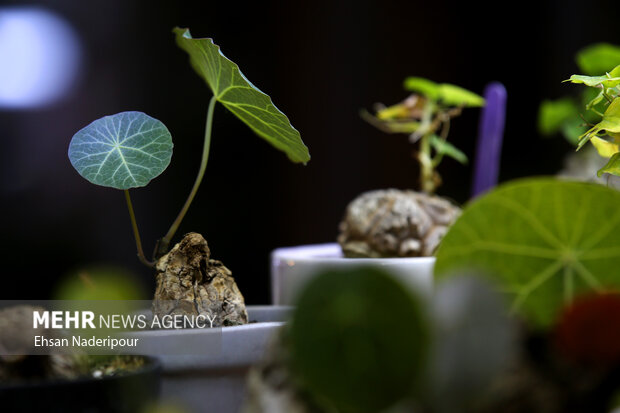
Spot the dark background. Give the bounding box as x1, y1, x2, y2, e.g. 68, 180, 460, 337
1, 0, 619, 303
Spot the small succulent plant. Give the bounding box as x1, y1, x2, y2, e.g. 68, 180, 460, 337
361, 77, 484, 193
565, 64, 620, 178
539, 43, 620, 146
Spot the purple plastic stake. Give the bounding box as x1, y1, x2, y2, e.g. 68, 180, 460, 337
471, 82, 507, 198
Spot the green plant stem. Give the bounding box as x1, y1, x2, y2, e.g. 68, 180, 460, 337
124, 190, 154, 268
418, 102, 437, 194
158, 95, 217, 256
419, 134, 435, 193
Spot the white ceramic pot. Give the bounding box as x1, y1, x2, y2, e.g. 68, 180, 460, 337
130, 305, 291, 413
270, 243, 435, 305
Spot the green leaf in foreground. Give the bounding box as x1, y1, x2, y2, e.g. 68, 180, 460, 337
68, 111, 173, 190
173, 27, 310, 164
434, 178, 620, 327
289, 268, 428, 413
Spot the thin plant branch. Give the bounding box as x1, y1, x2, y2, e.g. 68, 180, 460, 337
124, 190, 154, 268
157, 95, 218, 257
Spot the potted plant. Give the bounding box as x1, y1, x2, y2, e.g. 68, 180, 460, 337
561, 60, 620, 181
0, 304, 162, 412
245, 176, 620, 413
270, 78, 504, 304
244, 52, 620, 413
63, 27, 307, 412
538, 43, 620, 186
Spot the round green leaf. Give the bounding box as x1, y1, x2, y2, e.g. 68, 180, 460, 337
435, 178, 620, 327
68, 111, 173, 189
289, 267, 428, 413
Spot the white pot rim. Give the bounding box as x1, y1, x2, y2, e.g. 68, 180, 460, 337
123, 305, 290, 371
272, 242, 436, 264
271, 243, 436, 305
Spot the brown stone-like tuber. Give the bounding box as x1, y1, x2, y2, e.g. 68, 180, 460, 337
153, 232, 248, 327
338, 189, 461, 258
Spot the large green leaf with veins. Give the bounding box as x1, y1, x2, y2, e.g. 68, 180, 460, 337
173, 27, 310, 164
435, 178, 620, 327
68, 111, 173, 189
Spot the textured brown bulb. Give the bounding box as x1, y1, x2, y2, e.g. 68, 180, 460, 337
338, 189, 461, 258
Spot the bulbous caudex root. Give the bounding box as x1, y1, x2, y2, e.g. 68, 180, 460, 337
152, 232, 248, 327
338, 189, 461, 258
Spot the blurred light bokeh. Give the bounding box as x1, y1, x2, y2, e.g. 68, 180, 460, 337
0, 7, 80, 108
